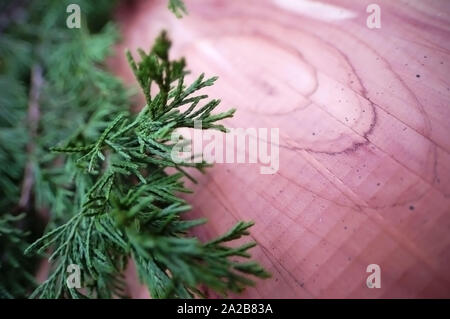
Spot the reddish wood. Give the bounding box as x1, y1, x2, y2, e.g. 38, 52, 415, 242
111, 0, 450, 298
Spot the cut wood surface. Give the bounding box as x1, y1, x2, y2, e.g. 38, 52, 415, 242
111, 0, 450, 298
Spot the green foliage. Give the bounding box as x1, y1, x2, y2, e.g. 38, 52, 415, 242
0, 76, 27, 209
0, 214, 35, 298
168, 0, 188, 18
25, 31, 269, 299
0, 0, 129, 298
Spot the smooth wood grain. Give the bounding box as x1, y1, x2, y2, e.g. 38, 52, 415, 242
111, 0, 450, 298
